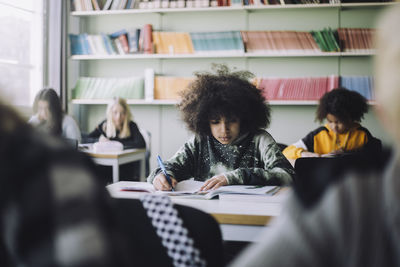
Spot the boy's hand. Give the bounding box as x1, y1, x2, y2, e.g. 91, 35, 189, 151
321, 148, 345, 157
200, 175, 228, 191
153, 174, 177, 191
301, 151, 320, 158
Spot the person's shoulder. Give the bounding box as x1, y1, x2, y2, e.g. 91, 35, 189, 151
252, 129, 272, 138
62, 114, 78, 124
128, 120, 137, 127
252, 130, 277, 148
355, 124, 373, 136
309, 126, 329, 136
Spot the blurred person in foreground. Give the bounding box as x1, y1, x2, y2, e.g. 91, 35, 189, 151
231, 5, 400, 267
0, 100, 124, 266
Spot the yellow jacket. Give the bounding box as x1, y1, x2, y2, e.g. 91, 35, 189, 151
283, 124, 373, 159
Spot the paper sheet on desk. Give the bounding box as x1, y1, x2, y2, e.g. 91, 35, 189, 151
119, 180, 203, 194
119, 180, 280, 200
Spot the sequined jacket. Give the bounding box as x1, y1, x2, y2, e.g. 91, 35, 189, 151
147, 130, 294, 185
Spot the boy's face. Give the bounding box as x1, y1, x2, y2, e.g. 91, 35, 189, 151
326, 113, 351, 134
209, 116, 240, 145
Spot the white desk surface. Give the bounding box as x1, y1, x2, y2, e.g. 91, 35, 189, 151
80, 146, 146, 158
107, 181, 289, 242
80, 146, 146, 182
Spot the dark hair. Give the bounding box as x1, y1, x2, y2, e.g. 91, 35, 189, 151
178, 64, 271, 136
33, 88, 63, 135
316, 87, 368, 123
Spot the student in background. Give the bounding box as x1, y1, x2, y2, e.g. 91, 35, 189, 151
230, 5, 400, 267
148, 64, 294, 191
86, 97, 145, 182
0, 99, 122, 266
283, 87, 380, 163
29, 88, 81, 143
87, 97, 145, 149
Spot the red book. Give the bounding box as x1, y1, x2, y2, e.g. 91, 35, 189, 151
142, 24, 154, 54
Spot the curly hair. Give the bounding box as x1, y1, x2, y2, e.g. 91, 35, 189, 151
178, 64, 271, 136
316, 87, 368, 123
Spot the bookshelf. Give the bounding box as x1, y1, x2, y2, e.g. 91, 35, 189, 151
67, 1, 393, 169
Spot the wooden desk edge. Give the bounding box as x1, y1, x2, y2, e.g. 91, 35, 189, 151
211, 213, 273, 226
86, 148, 146, 158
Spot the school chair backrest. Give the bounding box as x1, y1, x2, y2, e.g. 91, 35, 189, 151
138, 127, 151, 176
293, 149, 391, 208
63, 138, 78, 149
112, 198, 224, 267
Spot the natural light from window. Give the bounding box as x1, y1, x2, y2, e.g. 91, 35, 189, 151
0, 0, 44, 107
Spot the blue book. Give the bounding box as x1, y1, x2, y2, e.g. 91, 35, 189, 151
81, 33, 92, 55
69, 34, 83, 55
101, 33, 116, 54
109, 29, 128, 39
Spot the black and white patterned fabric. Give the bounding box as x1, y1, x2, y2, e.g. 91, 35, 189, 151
140, 194, 206, 267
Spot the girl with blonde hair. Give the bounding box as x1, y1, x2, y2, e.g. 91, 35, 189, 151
88, 97, 145, 149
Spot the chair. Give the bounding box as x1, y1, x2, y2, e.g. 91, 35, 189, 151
63, 138, 78, 149
293, 148, 392, 208
111, 198, 224, 267
138, 127, 151, 177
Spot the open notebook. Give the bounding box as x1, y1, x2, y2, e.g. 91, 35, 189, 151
120, 180, 280, 200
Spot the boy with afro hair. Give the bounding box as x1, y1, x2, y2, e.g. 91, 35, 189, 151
148, 64, 294, 191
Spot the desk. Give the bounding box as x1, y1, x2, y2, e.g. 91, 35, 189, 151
82, 148, 146, 183
107, 181, 288, 242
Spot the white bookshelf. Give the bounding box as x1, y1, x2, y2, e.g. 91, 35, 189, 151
67, 1, 389, 162
70, 2, 394, 16
70, 51, 376, 60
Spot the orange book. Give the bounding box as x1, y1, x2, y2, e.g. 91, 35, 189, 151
154, 77, 194, 99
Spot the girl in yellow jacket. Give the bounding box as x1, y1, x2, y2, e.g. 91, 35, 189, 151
283, 88, 380, 161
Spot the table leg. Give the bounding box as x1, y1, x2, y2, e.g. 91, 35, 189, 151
112, 162, 119, 183
140, 159, 146, 181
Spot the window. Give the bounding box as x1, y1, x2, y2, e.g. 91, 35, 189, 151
0, 0, 44, 107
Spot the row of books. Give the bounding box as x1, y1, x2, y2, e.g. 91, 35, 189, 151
72, 76, 194, 100
69, 28, 375, 55
257, 75, 374, 100
337, 28, 375, 52
69, 25, 153, 55
72, 75, 373, 101
71, 0, 393, 11
73, 77, 145, 99
72, 0, 135, 11
340, 76, 374, 100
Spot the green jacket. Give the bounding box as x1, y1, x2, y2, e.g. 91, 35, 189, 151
147, 130, 294, 185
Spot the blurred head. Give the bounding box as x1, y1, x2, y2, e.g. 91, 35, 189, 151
316, 87, 368, 133
375, 5, 400, 149
178, 64, 271, 139
105, 98, 132, 138
32, 88, 63, 135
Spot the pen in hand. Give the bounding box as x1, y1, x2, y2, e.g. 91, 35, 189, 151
157, 155, 174, 191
